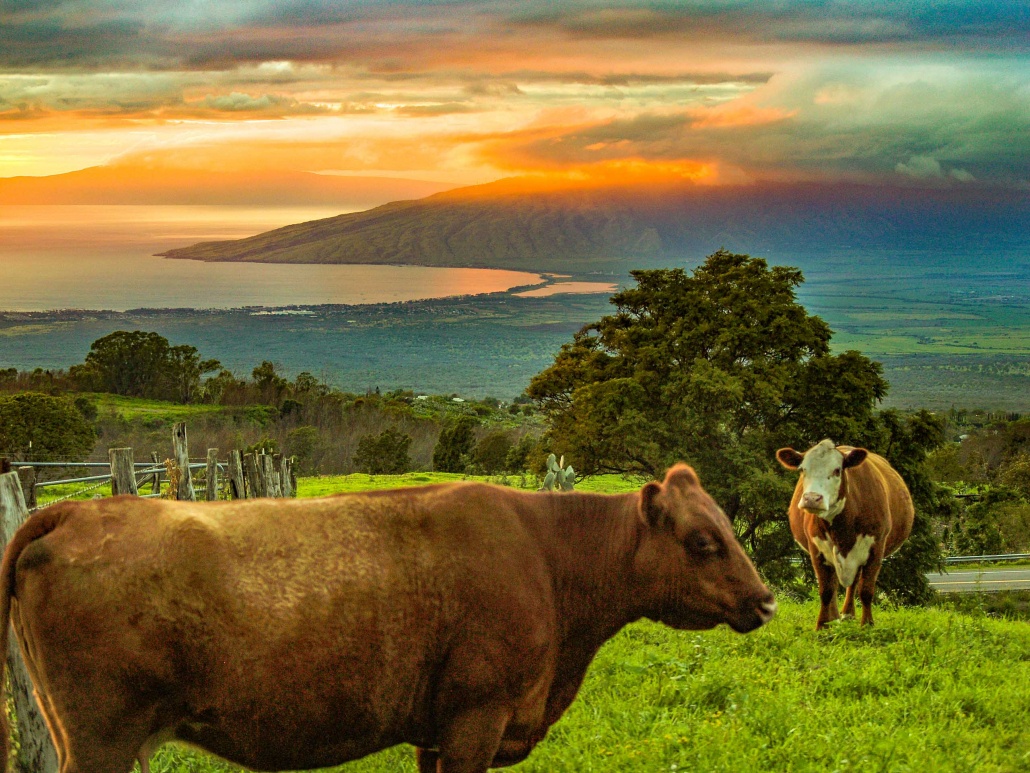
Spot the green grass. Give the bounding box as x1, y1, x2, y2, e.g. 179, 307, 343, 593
134, 473, 1030, 772
85, 392, 227, 422
142, 601, 1030, 773
296, 472, 644, 498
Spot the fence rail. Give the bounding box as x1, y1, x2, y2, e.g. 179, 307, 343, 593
2, 421, 295, 511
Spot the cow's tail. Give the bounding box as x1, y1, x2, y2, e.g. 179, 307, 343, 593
0, 505, 68, 773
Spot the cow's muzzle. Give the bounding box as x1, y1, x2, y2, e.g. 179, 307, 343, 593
729, 591, 777, 633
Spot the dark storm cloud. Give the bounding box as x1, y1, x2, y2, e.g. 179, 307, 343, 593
514, 1, 1030, 48
1, 1, 1026, 71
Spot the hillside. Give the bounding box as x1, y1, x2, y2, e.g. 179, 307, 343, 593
158, 178, 1030, 273
0, 165, 454, 207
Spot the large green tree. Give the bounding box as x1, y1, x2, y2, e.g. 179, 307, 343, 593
0, 393, 96, 461
71, 331, 219, 403
527, 250, 931, 590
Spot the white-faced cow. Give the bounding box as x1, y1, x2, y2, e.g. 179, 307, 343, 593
776, 439, 914, 630
0, 464, 775, 773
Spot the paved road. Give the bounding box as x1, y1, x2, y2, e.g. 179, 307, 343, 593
927, 567, 1030, 593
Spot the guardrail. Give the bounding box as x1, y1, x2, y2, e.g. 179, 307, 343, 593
944, 553, 1030, 564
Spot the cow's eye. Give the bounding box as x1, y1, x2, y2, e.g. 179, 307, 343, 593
689, 534, 721, 557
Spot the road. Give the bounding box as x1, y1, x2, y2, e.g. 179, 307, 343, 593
927, 567, 1030, 593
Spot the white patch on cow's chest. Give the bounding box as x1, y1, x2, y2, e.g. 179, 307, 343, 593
811, 534, 876, 588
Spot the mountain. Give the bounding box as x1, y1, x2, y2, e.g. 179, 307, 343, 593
0, 166, 454, 207
157, 178, 1030, 272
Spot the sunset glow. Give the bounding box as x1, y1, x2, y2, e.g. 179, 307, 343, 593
1, 2, 1027, 193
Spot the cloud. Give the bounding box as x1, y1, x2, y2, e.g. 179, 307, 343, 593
512, 1, 1030, 49
194, 91, 330, 115
2, 1, 1026, 72
467, 58, 1030, 188
896, 155, 943, 179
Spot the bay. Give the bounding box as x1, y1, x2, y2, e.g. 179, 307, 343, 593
0, 205, 545, 311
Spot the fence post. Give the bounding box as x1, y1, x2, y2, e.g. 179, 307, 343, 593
0, 473, 60, 773
227, 450, 247, 499
16, 465, 37, 510
263, 454, 282, 498
244, 453, 265, 498
150, 452, 163, 495
172, 423, 196, 501
205, 449, 220, 502
279, 456, 295, 498
109, 448, 139, 497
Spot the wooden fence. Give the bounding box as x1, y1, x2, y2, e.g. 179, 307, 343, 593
0, 422, 296, 772
5, 422, 296, 513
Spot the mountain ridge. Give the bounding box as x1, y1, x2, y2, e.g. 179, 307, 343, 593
0, 166, 455, 207
157, 178, 1030, 273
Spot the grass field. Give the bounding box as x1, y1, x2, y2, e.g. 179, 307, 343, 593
117, 474, 1030, 772
143, 601, 1030, 773
85, 393, 228, 422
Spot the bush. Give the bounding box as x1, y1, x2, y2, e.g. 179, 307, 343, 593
433, 416, 478, 473
473, 431, 514, 475
353, 428, 412, 475
504, 434, 539, 473
0, 392, 96, 461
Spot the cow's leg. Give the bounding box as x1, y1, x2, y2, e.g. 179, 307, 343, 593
841, 568, 861, 619
857, 557, 883, 626
811, 552, 840, 630
435, 704, 511, 773
416, 748, 440, 772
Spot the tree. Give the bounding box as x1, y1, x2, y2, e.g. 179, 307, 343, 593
353, 429, 412, 474
527, 250, 902, 589
433, 416, 478, 473
252, 361, 289, 404
71, 331, 219, 403
73, 330, 173, 397
472, 431, 514, 474
0, 393, 96, 461
165, 344, 221, 404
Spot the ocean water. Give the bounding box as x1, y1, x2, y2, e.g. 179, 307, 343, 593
0, 205, 545, 311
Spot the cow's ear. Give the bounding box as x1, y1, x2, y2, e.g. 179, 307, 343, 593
639, 481, 665, 528
664, 463, 700, 491
842, 448, 868, 469
776, 448, 804, 469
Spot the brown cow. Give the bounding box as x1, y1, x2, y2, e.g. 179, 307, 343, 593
0, 464, 775, 773
777, 439, 914, 629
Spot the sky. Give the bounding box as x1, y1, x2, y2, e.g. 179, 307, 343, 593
1, 0, 1028, 190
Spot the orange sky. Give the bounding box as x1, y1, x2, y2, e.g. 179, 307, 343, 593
1, 2, 1027, 192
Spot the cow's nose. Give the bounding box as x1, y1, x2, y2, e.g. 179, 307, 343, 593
800, 492, 824, 510
757, 599, 778, 624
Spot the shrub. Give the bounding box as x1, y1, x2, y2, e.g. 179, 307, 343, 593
0, 392, 96, 461
353, 428, 412, 475
433, 416, 478, 473
473, 431, 514, 475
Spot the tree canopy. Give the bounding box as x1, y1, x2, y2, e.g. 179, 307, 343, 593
528, 250, 943, 594
71, 331, 220, 403
0, 392, 96, 461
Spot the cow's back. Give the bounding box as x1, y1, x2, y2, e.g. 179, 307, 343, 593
12, 487, 557, 770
